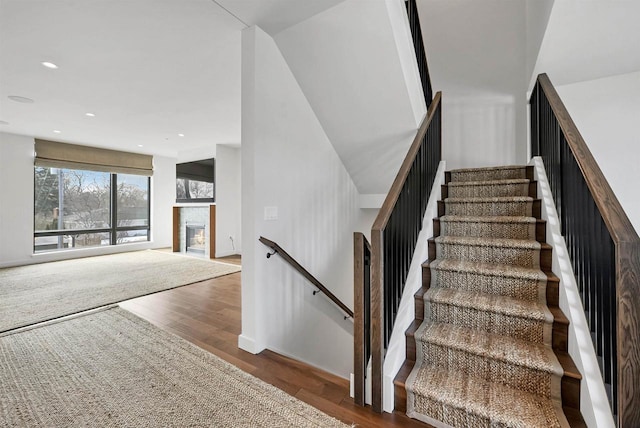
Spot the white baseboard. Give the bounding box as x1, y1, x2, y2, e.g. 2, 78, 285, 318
215, 250, 242, 258
238, 334, 263, 354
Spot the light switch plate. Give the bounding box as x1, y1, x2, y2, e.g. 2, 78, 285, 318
264, 206, 278, 221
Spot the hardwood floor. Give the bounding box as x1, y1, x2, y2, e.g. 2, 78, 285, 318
119, 255, 428, 428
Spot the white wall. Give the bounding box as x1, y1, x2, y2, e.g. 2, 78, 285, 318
0, 133, 36, 266
0, 132, 175, 268
215, 144, 241, 257
441, 96, 520, 170
525, 0, 554, 86
150, 155, 176, 248
531, 1, 640, 89
240, 25, 364, 378
554, 71, 640, 236
273, 0, 424, 194
418, 0, 528, 168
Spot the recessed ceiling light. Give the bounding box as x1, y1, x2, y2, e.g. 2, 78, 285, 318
53, 130, 61, 134
137, 144, 143, 147
8, 95, 34, 103
0, 120, 8, 125
85, 113, 95, 117
178, 133, 185, 137
41, 61, 58, 69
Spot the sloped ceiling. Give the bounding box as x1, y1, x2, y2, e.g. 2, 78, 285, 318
274, 0, 424, 194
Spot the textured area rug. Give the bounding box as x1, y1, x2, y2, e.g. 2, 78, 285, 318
0, 250, 240, 333
0, 307, 348, 427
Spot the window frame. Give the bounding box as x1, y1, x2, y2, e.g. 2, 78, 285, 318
33, 167, 151, 253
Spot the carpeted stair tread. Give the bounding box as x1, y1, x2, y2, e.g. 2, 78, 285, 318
428, 259, 547, 302
435, 235, 541, 268
444, 196, 533, 217
449, 165, 529, 183
406, 365, 569, 428
448, 178, 530, 187
446, 196, 533, 203
425, 288, 553, 344
415, 322, 562, 398
435, 235, 540, 249
438, 215, 537, 240
440, 215, 536, 225
425, 288, 553, 323
447, 179, 531, 198
430, 258, 546, 280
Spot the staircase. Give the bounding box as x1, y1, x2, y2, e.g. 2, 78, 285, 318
394, 165, 585, 427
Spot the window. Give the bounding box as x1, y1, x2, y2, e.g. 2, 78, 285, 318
176, 158, 215, 203
34, 167, 150, 253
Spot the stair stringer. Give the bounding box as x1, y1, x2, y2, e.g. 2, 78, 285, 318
531, 157, 615, 428
379, 160, 446, 413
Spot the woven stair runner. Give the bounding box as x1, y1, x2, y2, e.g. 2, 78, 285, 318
405, 165, 570, 428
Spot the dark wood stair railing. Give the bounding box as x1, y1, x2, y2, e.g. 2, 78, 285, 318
259, 236, 354, 319
530, 73, 640, 427
405, 0, 433, 107
353, 232, 372, 406
367, 92, 442, 412
352, 0, 438, 412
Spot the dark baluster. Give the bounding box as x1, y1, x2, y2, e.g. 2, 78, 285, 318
533, 82, 621, 418
406, 0, 432, 105
609, 244, 617, 412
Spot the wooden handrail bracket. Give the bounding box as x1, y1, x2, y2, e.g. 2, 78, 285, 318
259, 236, 354, 318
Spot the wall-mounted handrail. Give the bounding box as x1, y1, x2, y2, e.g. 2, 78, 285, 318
259, 236, 354, 319
530, 73, 640, 427
353, 232, 372, 406
369, 91, 442, 412
405, 0, 433, 107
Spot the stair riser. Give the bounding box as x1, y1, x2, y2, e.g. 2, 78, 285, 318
435, 241, 541, 269
431, 268, 545, 303
445, 166, 534, 184
398, 338, 579, 420
445, 200, 533, 217
448, 168, 529, 183
438, 199, 542, 218
408, 311, 569, 355
433, 218, 547, 242
428, 240, 552, 271
440, 220, 536, 240
425, 301, 550, 344
442, 182, 538, 199
423, 262, 560, 312
447, 183, 531, 199
417, 341, 559, 398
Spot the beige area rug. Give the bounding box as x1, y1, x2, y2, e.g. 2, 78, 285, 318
0, 250, 240, 333
0, 307, 348, 427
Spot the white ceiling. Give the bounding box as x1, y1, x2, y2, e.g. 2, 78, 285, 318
0, 0, 344, 159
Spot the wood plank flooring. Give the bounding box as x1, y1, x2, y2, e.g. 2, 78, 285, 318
119, 255, 428, 428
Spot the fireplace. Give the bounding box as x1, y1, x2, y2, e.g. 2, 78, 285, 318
186, 224, 206, 254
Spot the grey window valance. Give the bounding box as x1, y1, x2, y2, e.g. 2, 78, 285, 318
34, 139, 153, 176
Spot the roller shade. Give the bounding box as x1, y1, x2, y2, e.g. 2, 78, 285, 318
35, 139, 153, 176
